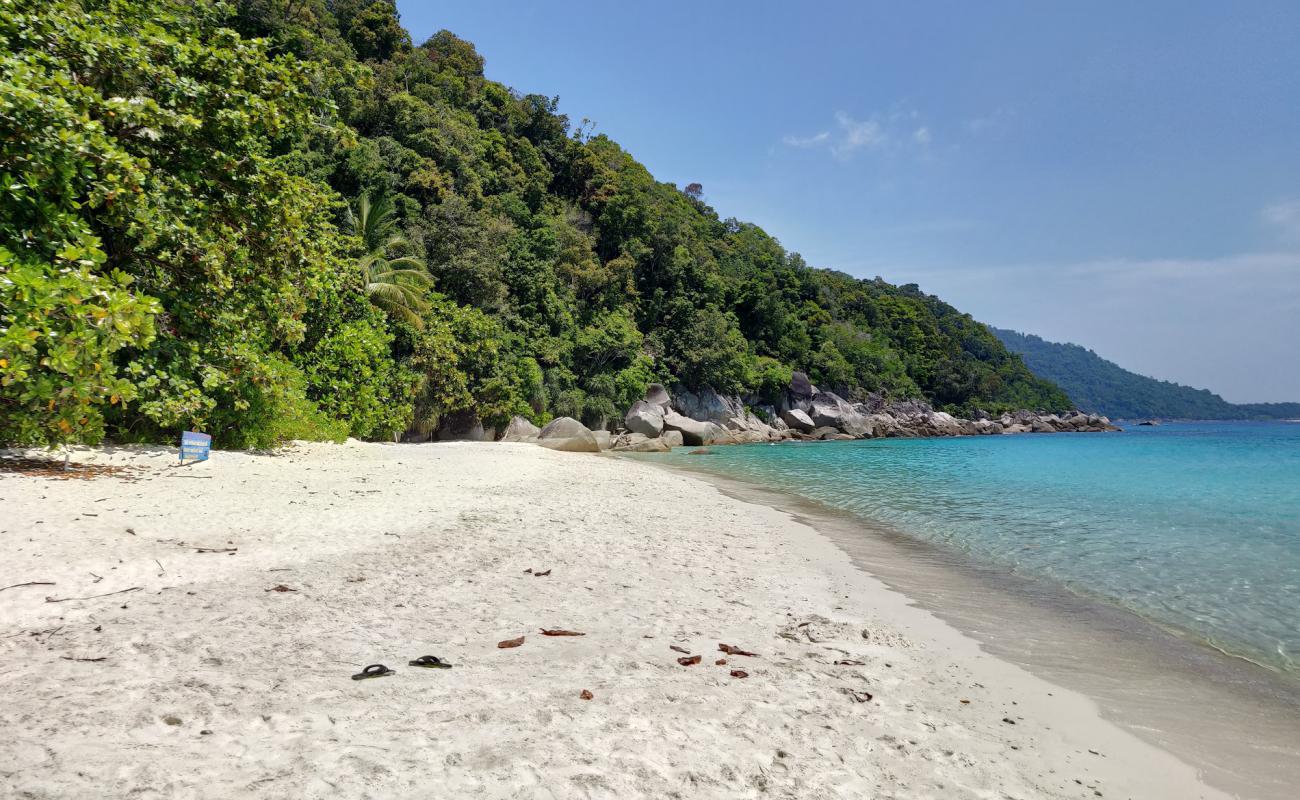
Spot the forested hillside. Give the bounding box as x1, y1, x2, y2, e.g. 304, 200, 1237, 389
992, 328, 1300, 420
1, 0, 1068, 448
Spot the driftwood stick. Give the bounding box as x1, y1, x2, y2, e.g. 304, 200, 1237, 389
45, 586, 141, 603
60, 656, 108, 662
0, 581, 55, 592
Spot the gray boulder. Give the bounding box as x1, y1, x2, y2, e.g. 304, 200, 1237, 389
592, 429, 613, 450
624, 400, 665, 437
500, 415, 541, 442
662, 411, 731, 446
789, 371, 815, 401
673, 387, 743, 425
780, 408, 816, 432
613, 434, 671, 453
537, 417, 600, 453
808, 392, 873, 437
661, 430, 684, 449
644, 383, 672, 412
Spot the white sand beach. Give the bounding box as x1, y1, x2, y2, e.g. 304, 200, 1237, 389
0, 441, 1228, 799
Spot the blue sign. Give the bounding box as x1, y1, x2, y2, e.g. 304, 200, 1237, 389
179, 431, 211, 464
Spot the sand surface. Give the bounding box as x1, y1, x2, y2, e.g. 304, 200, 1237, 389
0, 441, 1228, 799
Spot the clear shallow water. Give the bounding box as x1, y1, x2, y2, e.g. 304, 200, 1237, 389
653, 422, 1300, 673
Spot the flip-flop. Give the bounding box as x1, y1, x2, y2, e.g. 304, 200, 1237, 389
408, 655, 453, 669
351, 664, 395, 680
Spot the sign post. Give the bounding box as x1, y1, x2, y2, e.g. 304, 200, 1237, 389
179, 431, 212, 464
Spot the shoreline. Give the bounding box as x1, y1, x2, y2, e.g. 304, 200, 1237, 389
637, 449, 1300, 800
1, 441, 1238, 797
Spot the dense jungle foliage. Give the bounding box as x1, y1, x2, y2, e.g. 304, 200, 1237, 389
0, 0, 1069, 448
992, 328, 1300, 420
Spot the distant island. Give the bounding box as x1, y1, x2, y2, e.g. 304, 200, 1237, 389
991, 328, 1300, 420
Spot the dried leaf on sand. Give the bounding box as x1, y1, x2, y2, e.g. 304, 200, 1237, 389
718, 643, 757, 657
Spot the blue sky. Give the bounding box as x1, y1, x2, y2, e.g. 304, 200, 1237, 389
396, 1, 1300, 402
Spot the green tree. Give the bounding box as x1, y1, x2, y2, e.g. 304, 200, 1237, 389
0, 244, 158, 447
348, 192, 433, 328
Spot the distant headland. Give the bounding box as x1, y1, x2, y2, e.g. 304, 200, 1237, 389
991, 328, 1300, 421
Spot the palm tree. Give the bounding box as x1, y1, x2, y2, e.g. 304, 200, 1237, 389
347, 192, 433, 328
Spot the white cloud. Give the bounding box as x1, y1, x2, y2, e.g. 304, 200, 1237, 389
832, 111, 886, 155
782, 108, 929, 158
781, 131, 830, 148
1262, 199, 1300, 242
964, 108, 1016, 137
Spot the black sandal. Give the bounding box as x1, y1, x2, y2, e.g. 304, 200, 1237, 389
351, 664, 395, 680
408, 655, 453, 669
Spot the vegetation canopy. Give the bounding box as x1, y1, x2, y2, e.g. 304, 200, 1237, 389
1, 0, 1068, 447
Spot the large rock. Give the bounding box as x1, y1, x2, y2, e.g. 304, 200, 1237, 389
810, 426, 854, 440
789, 371, 815, 401
780, 408, 816, 432
624, 400, 664, 437
500, 415, 541, 442
612, 433, 671, 453
537, 417, 600, 453
673, 387, 744, 426
808, 392, 873, 437
661, 430, 684, 449
662, 411, 729, 446
592, 429, 613, 450
644, 383, 672, 412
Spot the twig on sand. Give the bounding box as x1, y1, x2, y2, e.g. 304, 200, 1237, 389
45, 587, 141, 603
154, 559, 165, 574
60, 656, 108, 663
0, 581, 54, 593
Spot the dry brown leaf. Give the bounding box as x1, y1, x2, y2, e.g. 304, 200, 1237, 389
540, 629, 585, 637
730, 670, 749, 679
718, 643, 757, 657
677, 655, 702, 666
497, 636, 525, 649
669, 645, 690, 654
580, 689, 594, 700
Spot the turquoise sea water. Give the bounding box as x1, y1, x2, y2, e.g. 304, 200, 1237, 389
652, 422, 1300, 673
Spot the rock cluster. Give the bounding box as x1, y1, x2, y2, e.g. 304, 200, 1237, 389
497, 373, 1118, 454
